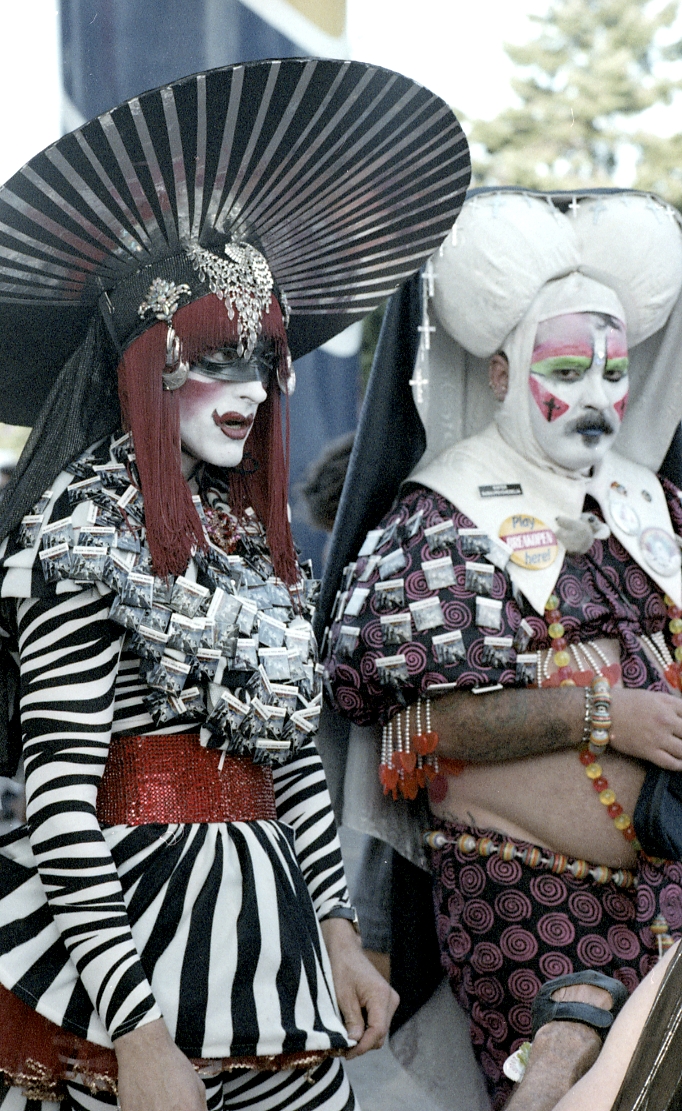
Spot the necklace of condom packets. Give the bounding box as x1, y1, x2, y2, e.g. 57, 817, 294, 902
21, 430, 323, 767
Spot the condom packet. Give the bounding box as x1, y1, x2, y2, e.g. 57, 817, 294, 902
39, 542, 71, 583
482, 635, 514, 668
358, 555, 381, 582
39, 518, 73, 550
67, 476, 102, 506
335, 625, 360, 659
193, 647, 222, 682
380, 612, 412, 646
19, 514, 44, 549
234, 638, 258, 670
258, 647, 291, 682
102, 550, 137, 593
146, 654, 191, 695
120, 570, 154, 611
169, 575, 210, 618
129, 624, 171, 660
425, 519, 457, 554
108, 595, 146, 630
378, 548, 408, 580
167, 613, 204, 654
432, 629, 466, 665
375, 653, 409, 688
465, 561, 495, 597
344, 586, 370, 618
400, 509, 424, 542
516, 653, 538, 686
476, 596, 503, 631
409, 596, 445, 632
257, 613, 287, 648
423, 555, 456, 591
370, 579, 402, 614
237, 599, 258, 636
69, 545, 108, 584
459, 528, 492, 557
513, 618, 535, 654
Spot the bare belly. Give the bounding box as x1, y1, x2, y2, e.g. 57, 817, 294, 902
430, 748, 646, 868
430, 636, 655, 869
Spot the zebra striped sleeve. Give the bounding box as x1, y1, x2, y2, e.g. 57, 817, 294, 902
272, 742, 351, 920
18, 590, 163, 1040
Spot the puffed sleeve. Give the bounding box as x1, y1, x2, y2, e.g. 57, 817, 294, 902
323, 484, 533, 725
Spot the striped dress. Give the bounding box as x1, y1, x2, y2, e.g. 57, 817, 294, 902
0, 474, 351, 1062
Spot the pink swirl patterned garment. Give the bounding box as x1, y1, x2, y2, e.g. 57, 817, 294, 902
324, 480, 682, 724
431, 821, 682, 1110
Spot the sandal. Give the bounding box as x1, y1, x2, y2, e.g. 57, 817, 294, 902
531, 970, 629, 1040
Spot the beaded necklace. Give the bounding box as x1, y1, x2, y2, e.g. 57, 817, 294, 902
640, 593, 682, 689
424, 830, 637, 889
542, 593, 639, 850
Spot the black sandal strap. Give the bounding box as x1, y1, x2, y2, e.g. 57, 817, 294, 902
531, 970, 629, 1039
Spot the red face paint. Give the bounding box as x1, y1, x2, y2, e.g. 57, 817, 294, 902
177, 377, 226, 420
614, 392, 629, 421
528, 375, 570, 422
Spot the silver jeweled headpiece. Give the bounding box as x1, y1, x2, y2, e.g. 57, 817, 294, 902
137, 241, 275, 390
185, 240, 275, 358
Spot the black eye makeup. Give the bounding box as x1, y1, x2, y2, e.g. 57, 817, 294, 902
194, 343, 275, 386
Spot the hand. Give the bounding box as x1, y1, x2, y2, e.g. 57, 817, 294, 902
115, 1018, 207, 1111
611, 688, 682, 770
321, 917, 399, 1059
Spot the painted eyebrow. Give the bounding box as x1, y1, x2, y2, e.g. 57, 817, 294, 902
530, 355, 592, 376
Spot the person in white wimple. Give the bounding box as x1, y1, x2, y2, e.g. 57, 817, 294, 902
322, 190, 682, 1109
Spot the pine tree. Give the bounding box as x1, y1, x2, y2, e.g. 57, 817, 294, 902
470, 0, 682, 207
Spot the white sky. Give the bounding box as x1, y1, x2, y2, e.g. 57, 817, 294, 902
346, 0, 551, 120
0, 0, 681, 182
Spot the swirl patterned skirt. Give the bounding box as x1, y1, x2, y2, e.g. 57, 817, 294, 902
430, 821, 682, 1111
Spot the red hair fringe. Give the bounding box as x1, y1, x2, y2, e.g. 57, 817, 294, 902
117, 293, 297, 583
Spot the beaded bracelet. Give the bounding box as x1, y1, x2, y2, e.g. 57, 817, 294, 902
578, 673, 640, 850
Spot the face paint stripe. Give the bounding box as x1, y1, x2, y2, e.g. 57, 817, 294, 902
529, 374, 570, 422
614, 392, 629, 421
606, 357, 629, 372
530, 355, 592, 378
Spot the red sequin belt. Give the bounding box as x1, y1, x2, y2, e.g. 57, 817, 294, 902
96, 733, 277, 825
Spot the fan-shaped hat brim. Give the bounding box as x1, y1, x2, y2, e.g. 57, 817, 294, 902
0, 58, 470, 425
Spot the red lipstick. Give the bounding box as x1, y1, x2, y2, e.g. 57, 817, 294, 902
212, 409, 255, 440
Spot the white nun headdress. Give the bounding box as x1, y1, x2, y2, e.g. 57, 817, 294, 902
416, 190, 682, 472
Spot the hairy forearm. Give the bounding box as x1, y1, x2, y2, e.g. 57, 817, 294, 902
429, 687, 585, 763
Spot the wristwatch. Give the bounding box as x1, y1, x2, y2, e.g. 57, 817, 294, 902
322, 905, 361, 934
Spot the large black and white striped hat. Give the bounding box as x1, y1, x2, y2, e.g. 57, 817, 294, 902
0, 58, 470, 425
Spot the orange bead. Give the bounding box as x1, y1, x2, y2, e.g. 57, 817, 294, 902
592, 776, 608, 792
607, 802, 623, 818
579, 749, 594, 766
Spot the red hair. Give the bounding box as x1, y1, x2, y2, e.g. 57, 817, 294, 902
117, 292, 297, 583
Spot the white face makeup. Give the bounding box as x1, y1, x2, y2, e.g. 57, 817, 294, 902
177, 367, 267, 471
527, 312, 629, 471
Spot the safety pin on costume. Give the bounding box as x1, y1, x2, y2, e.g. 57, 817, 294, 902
0, 60, 470, 1110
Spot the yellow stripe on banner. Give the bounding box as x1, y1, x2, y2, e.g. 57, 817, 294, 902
285, 0, 345, 38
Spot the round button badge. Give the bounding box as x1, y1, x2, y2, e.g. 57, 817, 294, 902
498, 515, 558, 570
607, 491, 641, 536
639, 528, 681, 578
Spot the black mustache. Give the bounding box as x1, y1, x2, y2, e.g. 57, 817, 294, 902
573, 413, 614, 436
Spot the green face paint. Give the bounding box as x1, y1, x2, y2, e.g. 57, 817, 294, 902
530, 355, 592, 378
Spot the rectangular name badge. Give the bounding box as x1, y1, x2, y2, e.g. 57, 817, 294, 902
479, 483, 523, 498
